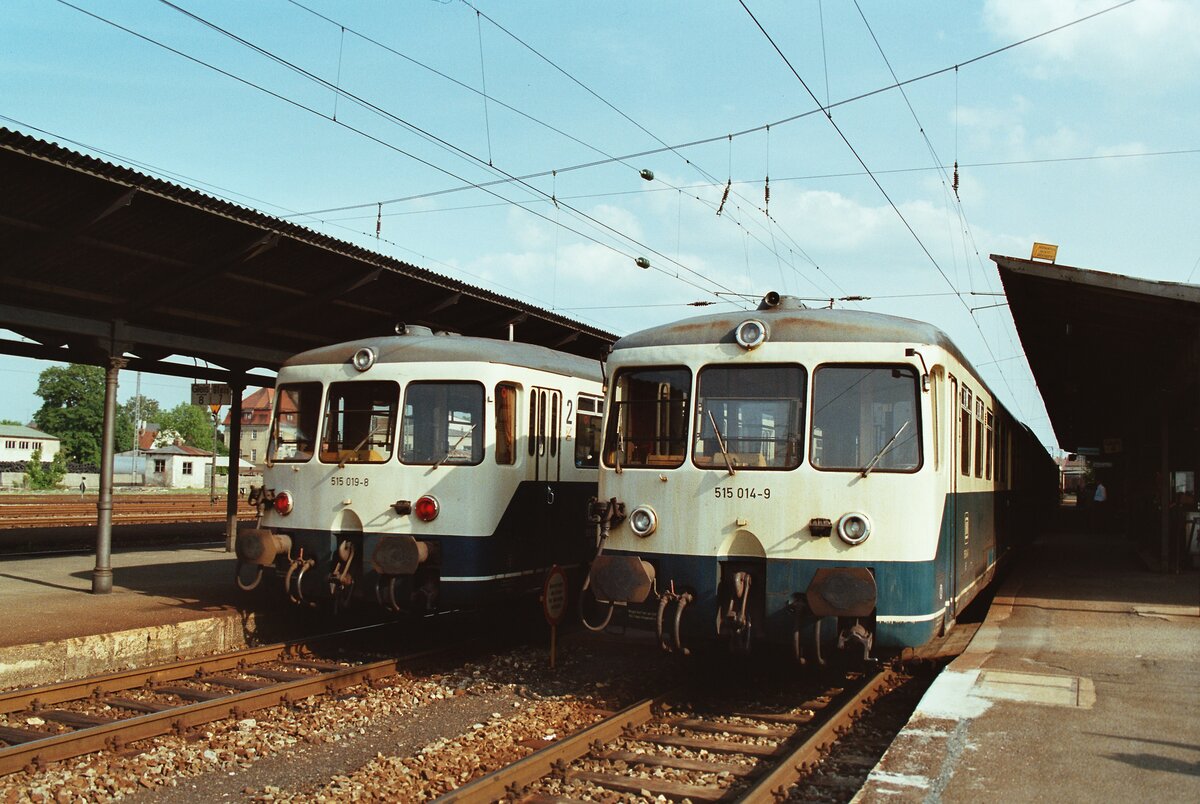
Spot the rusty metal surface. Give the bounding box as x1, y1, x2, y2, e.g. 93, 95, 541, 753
0, 627, 451, 776
738, 668, 895, 803
434, 696, 661, 803
0, 494, 255, 529
440, 668, 901, 803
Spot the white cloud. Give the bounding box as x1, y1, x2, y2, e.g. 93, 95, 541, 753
983, 0, 1200, 87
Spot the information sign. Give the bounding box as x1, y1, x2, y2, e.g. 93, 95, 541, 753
542, 565, 568, 626
1031, 242, 1059, 262
191, 383, 233, 407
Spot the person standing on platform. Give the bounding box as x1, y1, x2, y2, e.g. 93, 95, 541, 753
1092, 480, 1107, 531
79, 477, 86, 498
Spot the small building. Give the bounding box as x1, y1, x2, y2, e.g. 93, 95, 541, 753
0, 424, 61, 463
142, 443, 213, 489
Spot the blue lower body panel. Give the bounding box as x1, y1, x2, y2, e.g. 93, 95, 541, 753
250, 481, 594, 613
595, 550, 944, 651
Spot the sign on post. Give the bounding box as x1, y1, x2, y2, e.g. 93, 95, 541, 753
1031, 242, 1059, 263
191, 383, 233, 408
542, 565, 569, 669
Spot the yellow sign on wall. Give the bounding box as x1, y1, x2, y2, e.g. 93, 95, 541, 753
1031, 242, 1059, 262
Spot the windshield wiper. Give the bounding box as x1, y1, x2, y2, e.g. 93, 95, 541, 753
861, 420, 908, 477
338, 425, 390, 467
432, 424, 477, 469
707, 411, 736, 476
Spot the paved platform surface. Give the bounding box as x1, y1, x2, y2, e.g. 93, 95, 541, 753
859, 529, 1200, 802
0, 545, 320, 688
0, 545, 243, 648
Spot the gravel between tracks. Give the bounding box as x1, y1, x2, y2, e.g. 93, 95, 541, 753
3, 637, 933, 803
2, 634, 680, 803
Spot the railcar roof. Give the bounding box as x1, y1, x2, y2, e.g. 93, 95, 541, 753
615, 304, 961, 357
282, 331, 603, 381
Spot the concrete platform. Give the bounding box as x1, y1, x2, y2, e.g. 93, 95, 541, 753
0, 545, 316, 689
859, 529, 1200, 802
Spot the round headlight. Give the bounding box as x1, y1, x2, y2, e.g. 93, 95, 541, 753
352, 347, 376, 372
837, 512, 871, 545
628, 505, 658, 537
414, 495, 440, 522
273, 490, 293, 516
735, 319, 767, 349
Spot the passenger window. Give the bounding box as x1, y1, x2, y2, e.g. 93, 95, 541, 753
812, 365, 920, 472
495, 383, 517, 465
986, 411, 995, 481
693, 364, 805, 470
575, 394, 604, 468
527, 392, 537, 456
974, 399, 985, 478
550, 393, 559, 457
603, 367, 690, 469
400, 382, 484, 465
930, 369, 942, 471
320, 381, 399, 464
960, 386, 972, 477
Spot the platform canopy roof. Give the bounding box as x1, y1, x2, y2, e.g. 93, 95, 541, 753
0, 127, 616, 388
992, 253, 1200, 452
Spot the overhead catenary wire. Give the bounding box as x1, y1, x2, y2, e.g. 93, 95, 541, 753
148, 0, 756, 302
295, 0, 1140, 219
743, 0, 1047, 419
65, 0, 741, 306
850, 0, 1026, 417
289, 0, 843, 298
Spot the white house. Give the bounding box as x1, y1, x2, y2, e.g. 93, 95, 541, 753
142, 443, 213, 489
0, 424, 61, 463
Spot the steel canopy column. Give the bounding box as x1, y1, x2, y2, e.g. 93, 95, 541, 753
225, 383, 245, 552
93, 355, 127, 594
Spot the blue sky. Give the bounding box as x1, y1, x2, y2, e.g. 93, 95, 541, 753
1, 0, 1197, 452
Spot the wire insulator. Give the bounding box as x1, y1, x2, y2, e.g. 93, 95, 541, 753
375, 203, 381, 239
952, 161, 960, 201
717, 179, 731, 216
764, 175, 770, 214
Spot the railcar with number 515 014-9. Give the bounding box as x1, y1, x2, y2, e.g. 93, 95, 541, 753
582, 293, 1056, 662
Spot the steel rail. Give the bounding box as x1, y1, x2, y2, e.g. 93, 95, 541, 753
0, 625, 446, 776
738, 667, 896, 802
433, 694, 666, 803
436, 667, 897, 803
1, 657, 406, 774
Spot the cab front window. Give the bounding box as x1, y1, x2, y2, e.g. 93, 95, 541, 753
270, 382, 322, 462
694, 364, 805, 470
811, 365, 921, 472
320, 381, 399, 464
603, 367, 690, 469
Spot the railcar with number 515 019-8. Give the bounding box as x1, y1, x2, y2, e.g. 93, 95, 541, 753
239, 326, 604, 617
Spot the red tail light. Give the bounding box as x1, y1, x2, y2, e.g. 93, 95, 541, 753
273, 491, 293, 515
414, 495, 439, 522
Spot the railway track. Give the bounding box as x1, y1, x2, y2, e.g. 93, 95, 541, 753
0, 626, 433, 777
436, 667, 899, 803
0, 494, 256, 529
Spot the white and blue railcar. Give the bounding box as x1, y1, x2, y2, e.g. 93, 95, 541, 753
238, 326, 604, 615
584, 293, 1054, 660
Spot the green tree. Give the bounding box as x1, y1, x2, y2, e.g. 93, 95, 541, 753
0, 418, 23, 426
120, 395, 160, 448
25, 445, 67, 489
156, 403, 228, 455
32, 364, 134, 463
